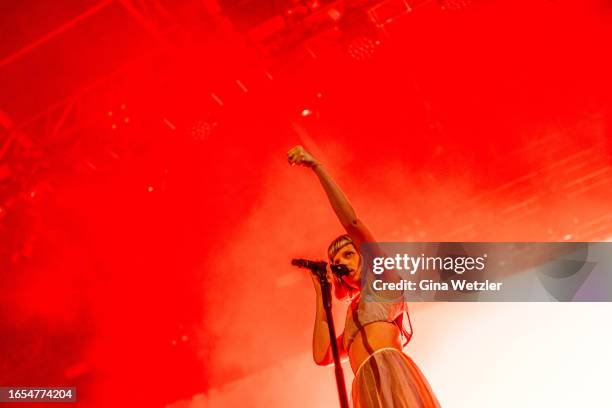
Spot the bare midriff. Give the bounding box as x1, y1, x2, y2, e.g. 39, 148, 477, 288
348, 321, 403, 373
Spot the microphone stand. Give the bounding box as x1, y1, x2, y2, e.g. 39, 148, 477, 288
312, 265, 350, 408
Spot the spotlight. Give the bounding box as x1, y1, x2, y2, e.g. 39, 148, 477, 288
106, 103, 130, 131
347, 36, 379, 61
191, 119, 217, 141
328, 8, 342, 22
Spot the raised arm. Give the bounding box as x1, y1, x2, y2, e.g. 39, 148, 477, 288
287, 145, 375, 251
288, 145, 401, 299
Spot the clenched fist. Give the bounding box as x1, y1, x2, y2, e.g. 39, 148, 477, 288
287, 145, 320, 168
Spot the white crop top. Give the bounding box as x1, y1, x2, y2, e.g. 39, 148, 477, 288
342, 293, 413, 351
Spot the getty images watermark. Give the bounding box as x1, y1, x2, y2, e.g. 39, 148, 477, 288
359, 242, 612, 302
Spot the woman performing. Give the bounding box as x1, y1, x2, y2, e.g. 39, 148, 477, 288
287, 145, 440, 407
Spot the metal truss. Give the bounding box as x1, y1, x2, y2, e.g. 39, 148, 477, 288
0, 0, 221, 214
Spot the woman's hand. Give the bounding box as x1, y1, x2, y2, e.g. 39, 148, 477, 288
287, 145, 320, 168
310, 264, 334, 297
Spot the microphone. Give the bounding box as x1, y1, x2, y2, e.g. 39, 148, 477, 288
291, 258, 350, 278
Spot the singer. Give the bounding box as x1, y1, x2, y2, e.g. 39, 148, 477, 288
288, 145, 440, 408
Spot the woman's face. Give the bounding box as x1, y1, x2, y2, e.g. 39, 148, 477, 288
332, 243, 361, 289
